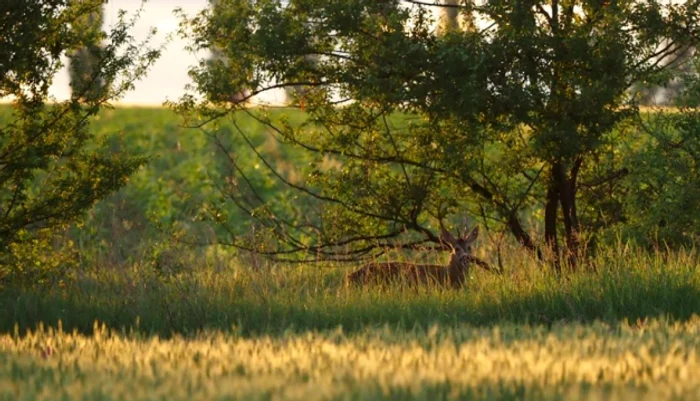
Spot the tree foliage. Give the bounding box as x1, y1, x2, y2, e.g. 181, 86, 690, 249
620, 64, 700, 247
176, 0, 700, 269
0, 0, 160, 283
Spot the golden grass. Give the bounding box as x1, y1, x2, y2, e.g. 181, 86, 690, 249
2, 318, 700, 401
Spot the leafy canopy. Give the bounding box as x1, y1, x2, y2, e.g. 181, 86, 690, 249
176, 0, 700, 265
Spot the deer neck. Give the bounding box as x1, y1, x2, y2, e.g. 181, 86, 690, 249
447, 252, 469, 273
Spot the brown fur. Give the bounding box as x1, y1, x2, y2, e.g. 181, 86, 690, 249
345, 261, 469, 289
345, 226, 479, 289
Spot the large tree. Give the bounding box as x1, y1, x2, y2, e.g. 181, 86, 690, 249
176, 0, 700, 270
0, 0, 159, 280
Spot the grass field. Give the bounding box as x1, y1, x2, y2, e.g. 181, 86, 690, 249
1, 105, 699, 400
2, 245, 699, 336
2, 245, 700, 400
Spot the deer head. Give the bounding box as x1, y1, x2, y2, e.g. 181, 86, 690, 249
440, 224, 479, 271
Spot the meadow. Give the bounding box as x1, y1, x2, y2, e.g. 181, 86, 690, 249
1, 105, 699, 400
2, 244, 700, 400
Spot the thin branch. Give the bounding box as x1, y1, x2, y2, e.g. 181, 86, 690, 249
535, 4, 553, 27
578, 168, 629, 189
401, 0, 466, 8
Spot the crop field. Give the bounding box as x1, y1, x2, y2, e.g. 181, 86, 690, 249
2, 319, 700, 401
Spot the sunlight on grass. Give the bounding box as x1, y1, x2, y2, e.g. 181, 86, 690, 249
2, 319, 700, 401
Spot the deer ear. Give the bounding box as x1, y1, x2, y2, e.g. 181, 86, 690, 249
463, 226, 479, 244
440, 227, 457, 246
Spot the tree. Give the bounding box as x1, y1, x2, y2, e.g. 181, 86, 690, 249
176, 0, 700, 270
68, 0, 107, 102
0, 0, 160, 282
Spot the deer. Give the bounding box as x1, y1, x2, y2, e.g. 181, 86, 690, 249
345, 222, 479, 289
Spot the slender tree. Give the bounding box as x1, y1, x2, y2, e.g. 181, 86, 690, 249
68, 0, 108, 102
437, 0, 475, 35
205, 0, 251, 104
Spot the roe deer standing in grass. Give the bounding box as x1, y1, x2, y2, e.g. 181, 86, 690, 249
345, 224, 479, 289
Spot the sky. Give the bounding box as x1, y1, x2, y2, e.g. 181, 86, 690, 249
49, 0, 206, 105
43, 0, 487, 106
44, 0, 682, 106
49, 0, 291, 106
48, 0, 446, 106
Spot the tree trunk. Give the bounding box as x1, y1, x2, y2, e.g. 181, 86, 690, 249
554, 161, 578, 269
551, 158, 585, 270
569, 158, 582, 230
544, 168, 561, 273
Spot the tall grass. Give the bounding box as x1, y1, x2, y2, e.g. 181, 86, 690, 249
2, 245, 699, 401
1, 243, 697, 337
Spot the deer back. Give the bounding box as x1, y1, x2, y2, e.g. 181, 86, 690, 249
345, 261, 462, 288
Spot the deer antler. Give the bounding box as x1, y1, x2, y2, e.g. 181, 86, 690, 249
437, 210, 456, 247
462, 216, 472, 238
